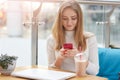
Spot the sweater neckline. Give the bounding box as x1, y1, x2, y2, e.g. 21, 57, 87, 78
65, 31, 74, 37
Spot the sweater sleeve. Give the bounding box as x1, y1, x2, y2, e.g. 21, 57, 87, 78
47, 35, 56, 67
86, 35, 99, 75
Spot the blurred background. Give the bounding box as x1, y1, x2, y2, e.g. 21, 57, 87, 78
0, 0, 120, 67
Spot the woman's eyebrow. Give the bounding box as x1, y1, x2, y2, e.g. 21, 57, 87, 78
71, 15, 77, 17
62, 16, 67, 18
62, 15, 77, 17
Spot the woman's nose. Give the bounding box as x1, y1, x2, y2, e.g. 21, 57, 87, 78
67, 20, 72, 25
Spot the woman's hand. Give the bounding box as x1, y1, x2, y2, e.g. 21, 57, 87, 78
65, 48, 79, 58
58, 48, 67, 60
59, 48, 79, 59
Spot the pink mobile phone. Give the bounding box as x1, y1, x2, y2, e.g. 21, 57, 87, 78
63, 43, 73, 49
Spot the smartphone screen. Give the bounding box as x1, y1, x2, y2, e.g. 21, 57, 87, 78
63, 43, 73, 49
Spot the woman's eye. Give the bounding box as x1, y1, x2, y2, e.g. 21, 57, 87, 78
62, 18, 68, 20
72, 18, 77, 20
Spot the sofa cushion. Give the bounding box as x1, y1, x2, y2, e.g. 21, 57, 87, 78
97, 48, 120, 80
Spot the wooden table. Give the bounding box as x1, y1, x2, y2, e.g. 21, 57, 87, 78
0, 66, 107, 80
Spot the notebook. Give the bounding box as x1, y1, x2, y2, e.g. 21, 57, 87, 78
11, 68, 76, 80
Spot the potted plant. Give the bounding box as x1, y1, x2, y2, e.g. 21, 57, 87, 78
0, 54, 18, 75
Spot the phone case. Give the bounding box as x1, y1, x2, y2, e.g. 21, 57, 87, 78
63, 43, 73, 49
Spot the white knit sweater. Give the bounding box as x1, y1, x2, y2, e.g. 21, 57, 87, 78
47, 31, 99, 75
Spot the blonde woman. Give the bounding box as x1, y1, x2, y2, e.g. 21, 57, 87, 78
47, 0, 99, 76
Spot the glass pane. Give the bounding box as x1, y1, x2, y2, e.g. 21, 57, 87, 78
37, 2, 60, 66
83, 4, 105, 47
110, 6, 120, 45
0, 1, 32, 67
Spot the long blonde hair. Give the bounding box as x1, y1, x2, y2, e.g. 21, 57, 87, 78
52, 0, 86, 51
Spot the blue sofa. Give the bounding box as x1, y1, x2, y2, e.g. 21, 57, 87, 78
97, 48, 120, 80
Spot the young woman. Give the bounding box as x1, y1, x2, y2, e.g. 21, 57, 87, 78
47, 0, 99, 76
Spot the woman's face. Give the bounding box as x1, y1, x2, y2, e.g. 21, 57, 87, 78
62, 7, 78, 31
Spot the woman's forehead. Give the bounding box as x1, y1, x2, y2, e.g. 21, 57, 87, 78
62, 8, 77, 16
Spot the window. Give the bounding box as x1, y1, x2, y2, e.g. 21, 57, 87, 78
0, 0, 120, 67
